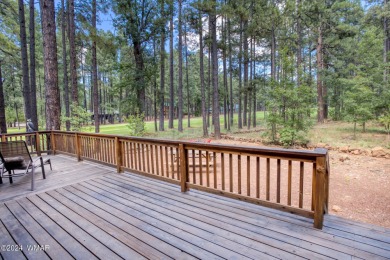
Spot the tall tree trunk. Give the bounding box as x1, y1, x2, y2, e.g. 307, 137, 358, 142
61, 0, 70, 131
153, 39, 158, 132
133, 41, 146, 114
238, 18, 243, 129
199, 8, 208, 137
177, 0, 183, 132
252, 36, 256, 128
18, 0, 31, 124
92, 0, 99, 132
29, 0, 38, 129
270, 25, 277, 141
210, 0, 220, 139
228, 15, 233, 127
68, 0, 78, 105
159, 0, 165, 131
0, 61, 6, 133
243, 18, 249, 127
317, 23, 324, 123
248, 37, 252, 130
168, 2, 174, 128
222, 16, 229, 130
185, 19, 190, 128
40, 0, 61, 130
296, 0, 302, 87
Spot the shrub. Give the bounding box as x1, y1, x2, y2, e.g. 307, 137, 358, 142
127, 114, 145, 136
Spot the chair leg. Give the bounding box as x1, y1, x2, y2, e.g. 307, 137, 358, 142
9, 171, 13, 184
31, 167, 35, 191
40, 157, 46, 179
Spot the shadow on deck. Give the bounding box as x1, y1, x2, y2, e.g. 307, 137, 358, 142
0, 155, 389, 259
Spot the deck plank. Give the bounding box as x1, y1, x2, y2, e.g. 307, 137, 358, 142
26, 195, 120, 259
17, 198, 97, 260
1, 155, 389, 260
0, 204, 49, 260
4, 201, 73, 260
108, 173, 390, 259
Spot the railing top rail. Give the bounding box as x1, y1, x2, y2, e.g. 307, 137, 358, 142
4, 130, 327, 161
0, 131, 52, 138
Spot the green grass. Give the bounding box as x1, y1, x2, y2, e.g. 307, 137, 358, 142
4, 113, 389, 149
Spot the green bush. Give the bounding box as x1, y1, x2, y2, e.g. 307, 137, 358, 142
127, 114, 145, 136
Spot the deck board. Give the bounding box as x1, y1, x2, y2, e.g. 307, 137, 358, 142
1, 155, 389, 259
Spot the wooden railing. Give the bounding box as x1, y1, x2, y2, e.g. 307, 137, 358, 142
0, 131, 329, 229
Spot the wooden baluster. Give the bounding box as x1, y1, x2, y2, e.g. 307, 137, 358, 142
165, 147, 169, 178
160, 146, 164, 176
179, 144, 188, 192
247, 156, 250, 196
155, 145, 160, 175
256, 157, 260, 198
206, 151, 210, 187
276, 159, 281, 203
147, 144, 151, 173
221, 153, 225, 190
151, 145, 155, 174
199, 150, 203, 185
266, 158, 270, 201
192, 149, 195, 184
238, 154, 241, 194
142, 144, 146, 172
213, 152, 217, 189
176, 147, 180, 180
229, 154, 233, 192
288, 160, 292, 206
299, 162, 304, 208
312, 162, 316, 211
170, 147, 174, 178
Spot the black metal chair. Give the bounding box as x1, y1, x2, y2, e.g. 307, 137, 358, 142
0, 140, 52, 190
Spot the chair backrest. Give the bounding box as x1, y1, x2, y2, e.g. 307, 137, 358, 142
0, 141, 32, 171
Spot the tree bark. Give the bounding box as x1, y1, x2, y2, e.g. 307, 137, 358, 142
238, 18, 243, 129
61, 0, 70, 131
177, 0, 183, 132
92, 0, 99, 132
243, 18, 248, 127
210, 0, 220, 139
0, 61, 6, 133
185, 18, 190, 128
228, 15, 233, 127
317, 24, 325, 123
168, 2, 174, 128
199, 8, 208, 137
40, 0, 61, 130
29, 0, 38, 129
18, 0, 31, 124
68, 0, 78, 105
222, 16, 229, 130
159, 0, 165, 131
133, 41, 146, 114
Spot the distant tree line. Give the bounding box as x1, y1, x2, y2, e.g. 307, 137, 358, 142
0, 0, 389, 144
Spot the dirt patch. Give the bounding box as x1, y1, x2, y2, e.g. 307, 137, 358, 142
206, 138, 390, 228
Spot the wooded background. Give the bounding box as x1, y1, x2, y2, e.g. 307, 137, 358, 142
0, 0, 389, 144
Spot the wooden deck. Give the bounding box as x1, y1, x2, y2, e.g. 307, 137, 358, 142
0, 155, 389, 259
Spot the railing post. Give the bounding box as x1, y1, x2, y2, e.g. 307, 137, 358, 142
115, 137, 123, 173
314, 148, 327, 229
35, 132, 41, 156
50, 131, 56, 155
75, 133, 81, 161
1, 134, 5, 142
179, 143, 189, 192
